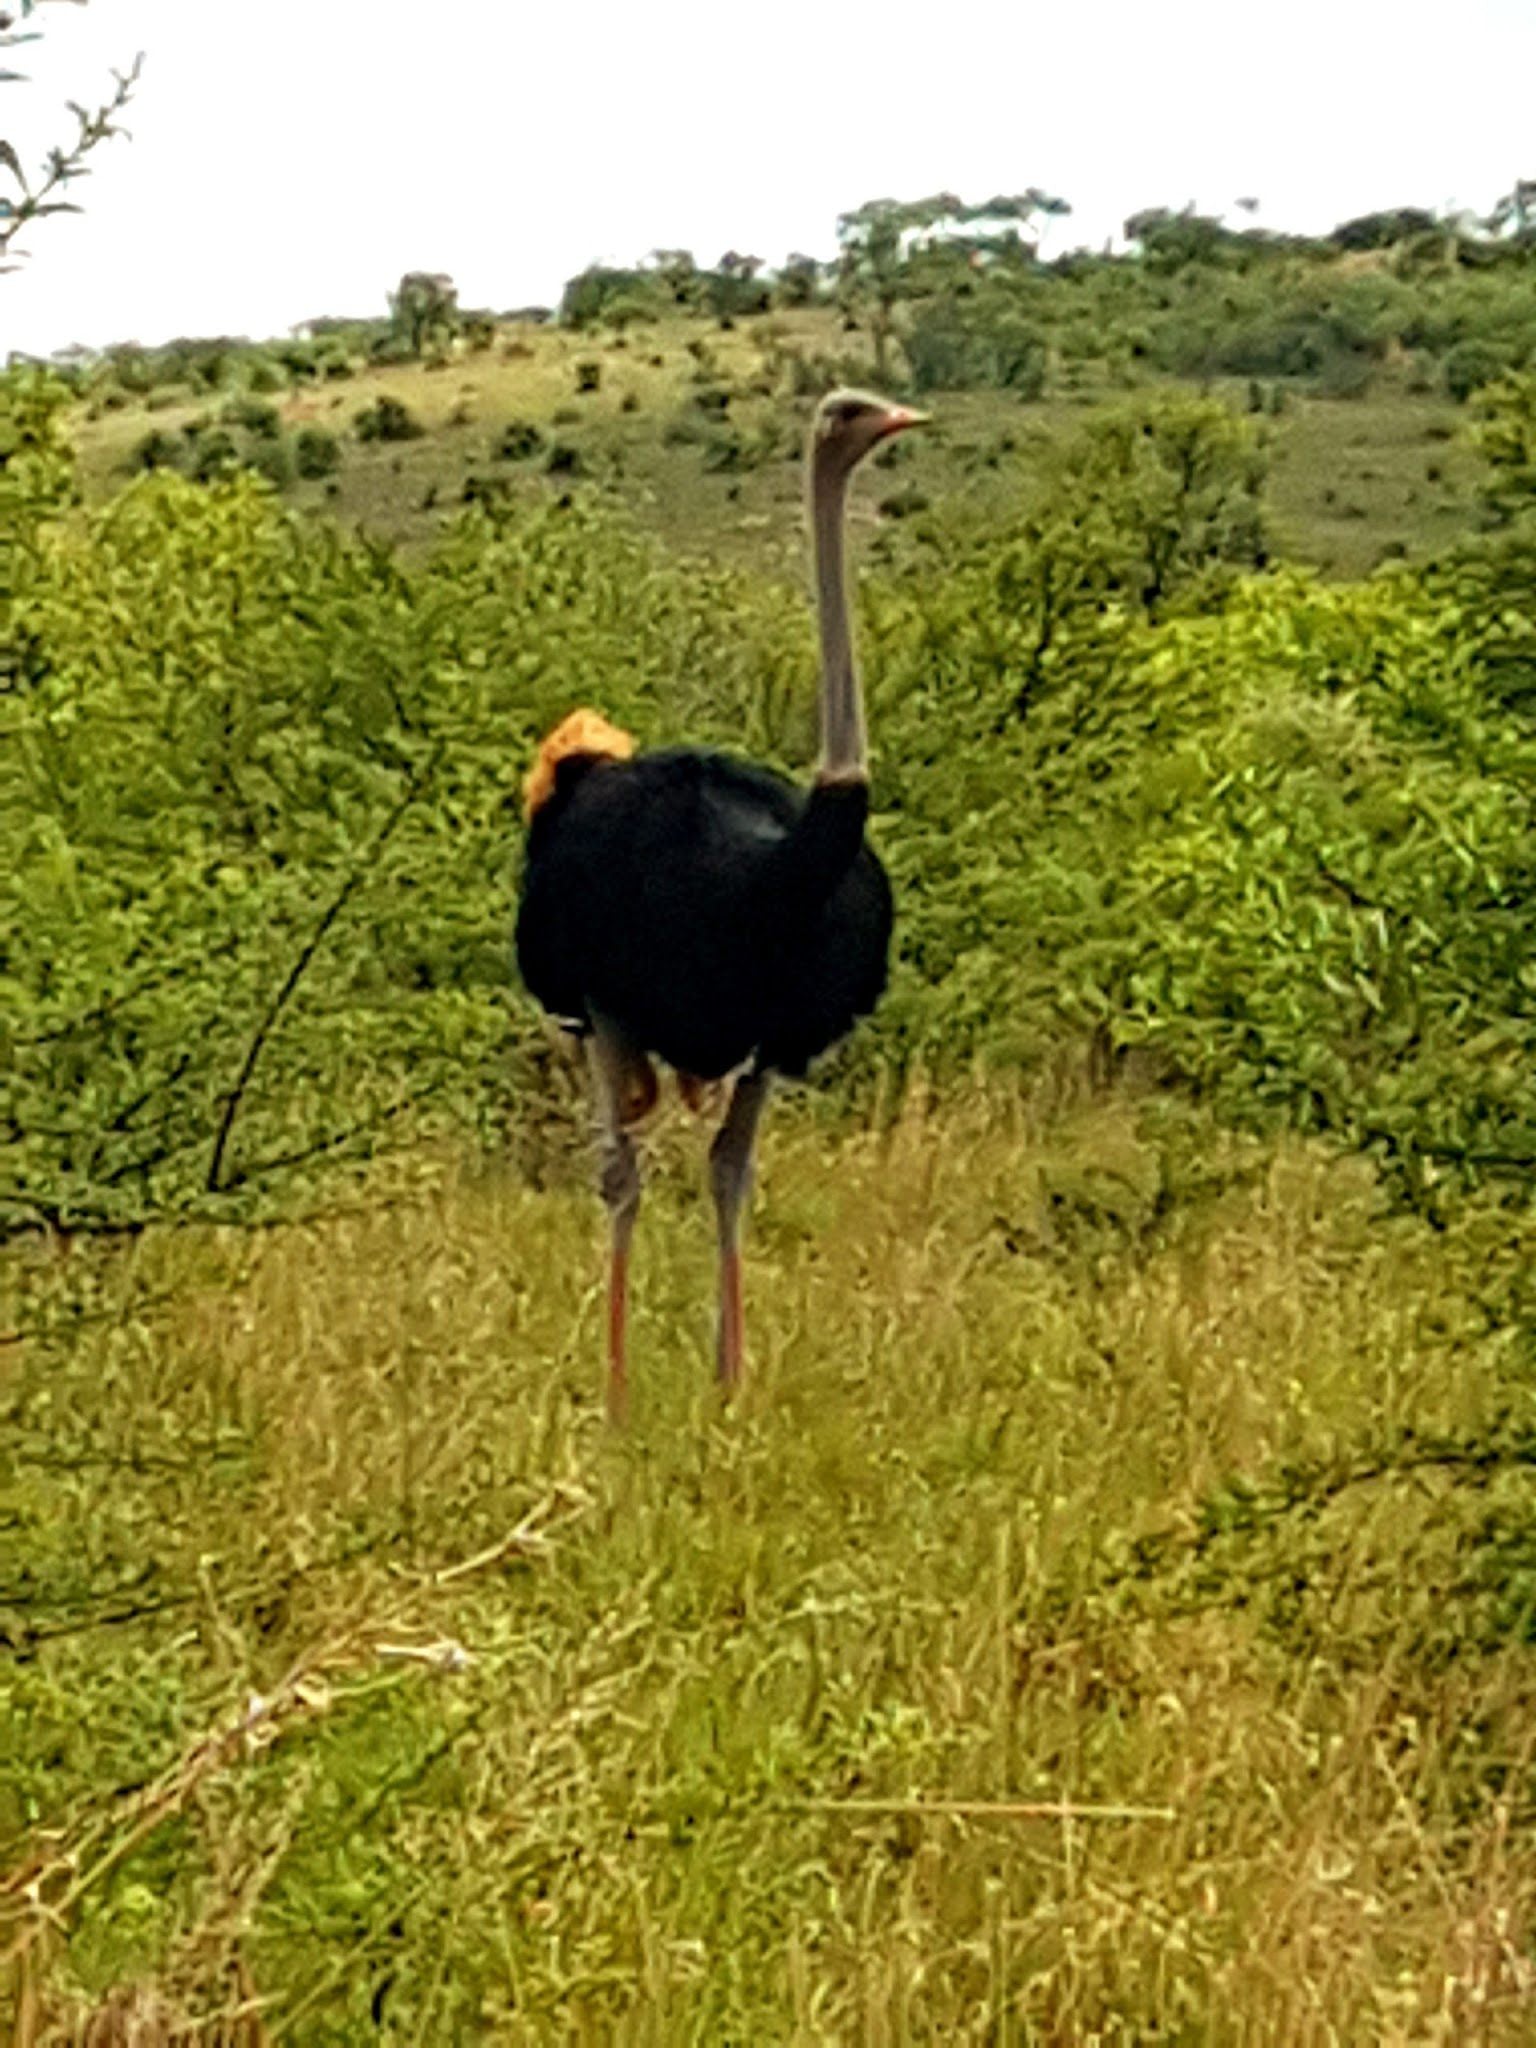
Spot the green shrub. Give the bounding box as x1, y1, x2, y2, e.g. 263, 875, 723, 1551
246, 437, 295, 488
493, 421, 545, 462
1445, 340, 1511, 404
460, 471, 514, 509
293, 426, 342, 479
1471, 372, 1536, 521
129, 428, 184, 473
904, 292, 1047, 396
559, 265, 666, 329
353, 396, 424, 443
223, 396, 282, 438
315, 343, 356, 381
188, 428, 242, 481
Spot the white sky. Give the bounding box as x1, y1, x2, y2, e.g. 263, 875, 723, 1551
4, 0, 1534, 357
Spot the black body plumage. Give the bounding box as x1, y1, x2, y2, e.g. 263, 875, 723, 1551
516, 747, 893, 1079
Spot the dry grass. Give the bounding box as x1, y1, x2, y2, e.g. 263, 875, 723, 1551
3, 1083, 1534, 2040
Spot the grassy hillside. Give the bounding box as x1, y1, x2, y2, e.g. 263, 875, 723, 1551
7, 1082, 1536, 2040
67, 309, 1483, 578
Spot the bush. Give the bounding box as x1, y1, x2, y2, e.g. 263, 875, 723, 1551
1314, 353, 1375, 400
1472, 372, 1536, 522
494, 421, 545, 462
188, 428, 242, 481
223, 396, 282, 438
353, 396, 424, 443
460, 471, 514, 509
904, 292, 1046, 397
574, 360, 602, 394
315, 343, 356, 381
1445, 340, 1511, 404
129, 429, 184, 473
559, 265, 666, 329
294, 427, 343, 479
246, 437, 295, 488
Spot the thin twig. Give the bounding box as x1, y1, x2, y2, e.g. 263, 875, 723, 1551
0, 52, 143, 269
205, 776, 427, 1195
410, 1485, 591, 1588
788, 1797, 1176, 1822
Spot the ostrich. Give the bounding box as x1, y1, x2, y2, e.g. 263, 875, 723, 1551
516, 389, 928, 1414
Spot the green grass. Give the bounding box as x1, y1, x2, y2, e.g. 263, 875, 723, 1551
6, 1079, 1536, 2039
69, 312, 1483, 576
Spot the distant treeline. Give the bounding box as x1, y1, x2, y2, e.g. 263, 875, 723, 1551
10, 186, 1534, 427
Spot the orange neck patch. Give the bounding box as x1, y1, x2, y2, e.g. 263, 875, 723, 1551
523, 708, 636, 821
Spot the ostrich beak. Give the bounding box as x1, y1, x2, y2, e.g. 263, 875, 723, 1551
876, 404, 930, 439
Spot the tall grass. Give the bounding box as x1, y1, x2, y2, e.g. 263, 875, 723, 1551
5, 1080, 1534, 2040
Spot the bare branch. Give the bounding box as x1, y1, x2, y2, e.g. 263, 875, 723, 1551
1, 39, 142, 272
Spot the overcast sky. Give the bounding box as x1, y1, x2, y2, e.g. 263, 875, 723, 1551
4, 0, 1534, 356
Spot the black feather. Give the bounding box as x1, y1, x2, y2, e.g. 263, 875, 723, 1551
516, 747, 892, 1079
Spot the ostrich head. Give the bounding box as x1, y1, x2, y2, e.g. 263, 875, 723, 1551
811, 388, 929, 472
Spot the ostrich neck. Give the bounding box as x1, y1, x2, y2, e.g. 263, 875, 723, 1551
810, 449, 866, 783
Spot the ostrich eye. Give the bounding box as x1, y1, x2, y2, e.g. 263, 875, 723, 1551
835, 400, 861, 425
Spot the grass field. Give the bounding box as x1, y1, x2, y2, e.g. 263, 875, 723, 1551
6, 1078, 1536, 2040
66, 310, 1483, 577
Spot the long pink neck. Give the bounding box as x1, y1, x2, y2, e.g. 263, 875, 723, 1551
810, 445, 865, 783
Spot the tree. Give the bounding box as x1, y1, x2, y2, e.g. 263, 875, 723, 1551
1328, 206, 1437, 252
1, 0, 141, 274
387, 270, 459, 356
837, 199, 905, 381
1123, 205, 1231, 269
648, 248, 700, 309
706, 249, 767, 325
774, 251, 822, 307
1485, 178, 1536, 246
836, 190, 1074, 381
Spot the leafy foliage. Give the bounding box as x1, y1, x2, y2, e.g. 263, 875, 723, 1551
4, 366, 1533, 1237
2, 374, 809, 1231
904, 289, 1047, 396
1472, 371, 1536, 521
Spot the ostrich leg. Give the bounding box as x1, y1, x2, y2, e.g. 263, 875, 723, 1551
709, 1070, 772, 1393
588, 1019, 653, 1422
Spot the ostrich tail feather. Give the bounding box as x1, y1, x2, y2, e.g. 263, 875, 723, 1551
523, 708, 635, 821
